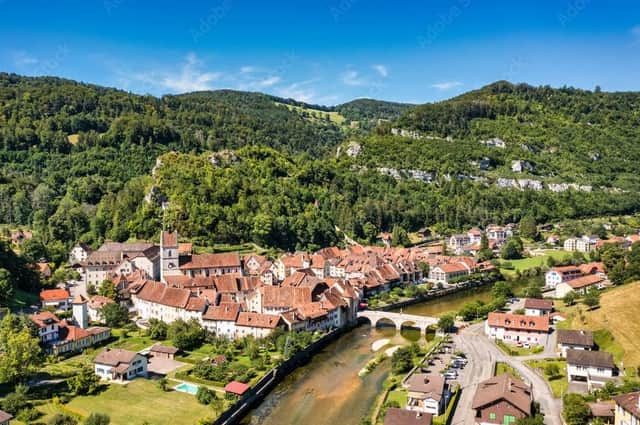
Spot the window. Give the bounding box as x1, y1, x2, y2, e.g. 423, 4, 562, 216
503, 415, 516, 425
489, 413, 496, 420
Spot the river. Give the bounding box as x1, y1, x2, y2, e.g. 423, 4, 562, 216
242, 283, 505, 425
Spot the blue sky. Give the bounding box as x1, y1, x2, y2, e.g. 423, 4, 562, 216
1, 0, 639, 104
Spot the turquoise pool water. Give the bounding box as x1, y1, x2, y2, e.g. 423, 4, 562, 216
174, 382, 199, 395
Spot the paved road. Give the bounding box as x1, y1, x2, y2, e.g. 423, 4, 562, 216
451, 324, 563, 425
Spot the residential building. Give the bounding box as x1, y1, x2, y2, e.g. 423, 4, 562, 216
613, 391, 640, 425
577, 236, 599, 253
52, 324, 111, 356
234, 312, 284, 339
545, 266, 582, 288
566, 349, 616, 387
94, 348, 148, 381
485, 312, 550, 346
404, 373, 447, 415
564, 238, 579, 252
30, 311, 60, 343
40, 288, 71, 310
448, 234, 470, 254
384, 408, 432, 425
523, 298, 553, 316
201, 303, 241, 339
69, 243, 93, 265
131, 280, 207, 323
511, 160, 534, 174
87, 296, 114, 323
554, 274, 605, 299
36, 262, 52, 279
429, 263, 471, 284
472, 374, 532, 425
556, 330, 595, 357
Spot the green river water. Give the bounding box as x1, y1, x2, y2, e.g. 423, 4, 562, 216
242, 283, 501, 425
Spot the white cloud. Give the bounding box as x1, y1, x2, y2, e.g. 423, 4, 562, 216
342, 69, 365, 86
431, 81, 463, 91
257, 76, 281, 88
276, 79, 318, 103
12, 51, 39, 67
240, 66, 256, 73
372, 64, 388, 78
161, 53, 222, 92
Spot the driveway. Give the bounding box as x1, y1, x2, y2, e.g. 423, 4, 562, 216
450, 324, 563, 425
147, 356, 186, 376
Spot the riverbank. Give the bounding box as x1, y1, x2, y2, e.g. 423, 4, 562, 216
370, 276, 499, 313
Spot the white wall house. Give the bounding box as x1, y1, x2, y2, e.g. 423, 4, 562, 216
94, 348, 148, 382
566, 349, 616, 387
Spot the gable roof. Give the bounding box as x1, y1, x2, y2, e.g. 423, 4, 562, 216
224, 381, 250, 395
523, 298, 553, 310
566, 274, 604, 289
405, 374, 445, 401
40, 288, 70, 302
557, 329, 594, 347
29, 311, 60, 328
202, 303, 241, 322
94, 348, 139, 366
566, 349, 615, 369
383, 408, 432, 425
179, 252, 241, 270
487, 312, 549, 333
472, 373, 532, 415
0, 409, 13, 423
135, 280, 191, 308
613, 391, 640, 419
235, 312, 282, 329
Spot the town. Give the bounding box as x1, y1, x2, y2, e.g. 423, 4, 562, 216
2, 218, 640, 425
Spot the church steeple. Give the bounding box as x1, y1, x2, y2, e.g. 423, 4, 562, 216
160, 230, 179, 283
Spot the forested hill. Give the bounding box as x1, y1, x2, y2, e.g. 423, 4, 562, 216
2, 74, 640, 261
358, 81, 640, 190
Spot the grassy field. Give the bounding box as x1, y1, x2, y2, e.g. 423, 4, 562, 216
275, 102, 347, 125
494, 362, 521, 379
499, 250, 572, 276
525, 359, 567, 398
32, 379, 217, 425
557, 281, 640, 368
7, 288, 39, 310
386, 389, 408, 407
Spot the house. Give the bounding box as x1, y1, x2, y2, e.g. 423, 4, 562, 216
472, 374, 532, 425
234, 312, 284, 339
404, 373, 447, 415
588, 401, 615, 424
485, 312, 549, 346
201, 303, 241, 339
30, 311, 60, 343
94, 348, 148, 381
467, 228, 483, 244
384, 408, 432, 425
612, 391, 640, 425
523, 298, 553, 316
577, 236, 599, 253
566, 349, 616, 387
0, 410, 12, 425
69, 243, 93, 265
448, 234, 470, 254
564, 238, 579, 252
149, 344, 178, 360
40, 288, 71, 310
10, 229, 32, 244
554, 274, 605, 299
378, 232, 393, 247
87, 296, 114, 323
546, 235, 560, 245
545, 266, 582, 288
486, 225, 509, 245
131, 280, 207, 323
52, 323, 111, 356
224, 381, 250, 396
556, 330, 595, 357
429, 263, 471, 284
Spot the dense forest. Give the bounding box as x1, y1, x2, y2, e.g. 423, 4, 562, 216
1, 74, 639, 262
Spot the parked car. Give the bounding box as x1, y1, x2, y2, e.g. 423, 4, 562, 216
444, 372, 457, 380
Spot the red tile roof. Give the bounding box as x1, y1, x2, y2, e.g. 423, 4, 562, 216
40, 288, 70, 302
567, 274, 604, 289
224, 381, 250, 395
179, 252, 241, 270
161, 231, 178, 247
487, 312, 549, 333
135, 280, 191, 308
523, 298, 553, 310
235, 312, 282, 329
29, 311, 60, 328
202, 303, 241, 321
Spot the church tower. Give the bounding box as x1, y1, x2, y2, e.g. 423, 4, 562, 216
160, 230, 180, 283
72, 294, 88, 329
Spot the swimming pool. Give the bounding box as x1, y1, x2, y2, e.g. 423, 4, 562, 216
174, 382, 199, 395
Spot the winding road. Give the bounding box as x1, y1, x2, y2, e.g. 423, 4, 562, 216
450, 324, 563, 425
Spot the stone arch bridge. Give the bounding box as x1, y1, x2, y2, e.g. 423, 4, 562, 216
357, 310, 440, 335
